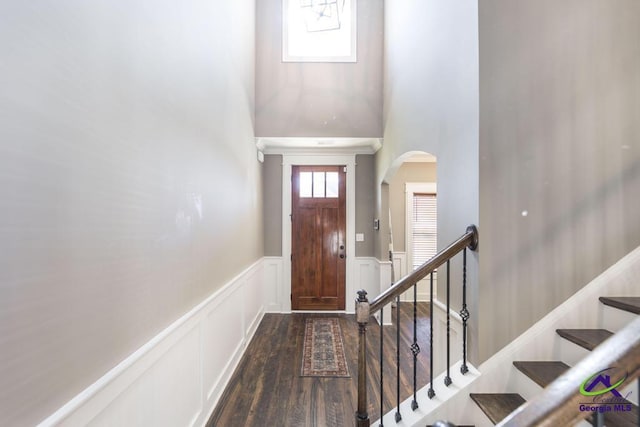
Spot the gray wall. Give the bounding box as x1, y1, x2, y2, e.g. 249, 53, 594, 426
263, 155, 283, 256
478, 0, 640, 361
355, 155, 376, 257
255, 0, 383, 137
0, 1, 261, 425
389, 162, 437, 252
379, 0, 480, 359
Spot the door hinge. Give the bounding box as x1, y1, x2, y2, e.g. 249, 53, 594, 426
290, 254, 293, 261
343, 166, 347, 173
290, 293, 292, 301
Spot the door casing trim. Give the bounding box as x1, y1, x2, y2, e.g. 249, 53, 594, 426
282, 154, 356, 312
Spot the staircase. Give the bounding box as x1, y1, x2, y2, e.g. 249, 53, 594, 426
469, 296, 639, 426
422, 246, 640, 427
357, 236, 640, 427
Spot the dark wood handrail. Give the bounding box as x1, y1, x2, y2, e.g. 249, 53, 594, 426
497, 316, 640, 427
354, 225, 478, 427
369, 225, 478, 314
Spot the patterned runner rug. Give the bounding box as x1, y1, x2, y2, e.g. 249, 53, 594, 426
301, 317, 350, 377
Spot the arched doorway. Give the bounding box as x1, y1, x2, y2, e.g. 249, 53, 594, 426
378, 151, 438, 307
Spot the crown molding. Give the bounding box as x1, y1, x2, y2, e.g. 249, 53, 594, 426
255, 137, 382, 155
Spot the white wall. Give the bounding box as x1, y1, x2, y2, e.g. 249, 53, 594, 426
379, 0, 480, 359
0, 1, 261, 425
478, 0, 640, 361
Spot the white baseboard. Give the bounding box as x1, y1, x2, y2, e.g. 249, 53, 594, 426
38, 259, 266, 427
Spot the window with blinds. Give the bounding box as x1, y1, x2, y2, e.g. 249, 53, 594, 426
411, 193, 437, 270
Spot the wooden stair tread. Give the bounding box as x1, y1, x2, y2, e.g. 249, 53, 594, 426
470, 393, 526, 424
599, 296, 640, 314
513, 361, 571, 388
555, 328, 613, 351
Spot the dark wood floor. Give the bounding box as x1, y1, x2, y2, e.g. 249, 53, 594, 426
207, 302, 432, 427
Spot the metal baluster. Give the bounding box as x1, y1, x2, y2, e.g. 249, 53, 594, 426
460, 248, 469, 375
592, 411, 604, 427
379, 307, 384, 427
428, 272, 435, 399
395, 295, 402, 422
444, 260, 452, 387
411, 283, 420, 410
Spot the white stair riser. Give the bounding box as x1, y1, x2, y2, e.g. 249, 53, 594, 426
504, 366, 547, 401
598, 303, 638, 333
552, 334, 593, 367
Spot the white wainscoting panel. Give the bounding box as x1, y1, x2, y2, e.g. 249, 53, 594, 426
203, 290, 244, 403
392, 251, 411, 301
350, 257, 393, 324
38, 259, 266, 427
391, 251, 406, 282
353, 257, 379, 312
432, 299, 463, 376
377, 260, 393, 325
263, 257, 284, 312
266, 256, 379, 315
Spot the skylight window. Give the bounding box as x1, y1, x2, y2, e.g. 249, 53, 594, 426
283, 0, 357, 62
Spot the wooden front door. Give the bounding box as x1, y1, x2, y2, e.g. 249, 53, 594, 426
291, 165, 346, 310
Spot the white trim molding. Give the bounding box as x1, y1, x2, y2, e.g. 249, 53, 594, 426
38, 260, 266, 427
281, 154, 357, 313
256, 137, 382, 155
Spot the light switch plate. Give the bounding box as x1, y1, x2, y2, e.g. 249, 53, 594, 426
356, 233, 365, 242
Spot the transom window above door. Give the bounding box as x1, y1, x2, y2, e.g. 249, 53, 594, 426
299, 171, 339, 198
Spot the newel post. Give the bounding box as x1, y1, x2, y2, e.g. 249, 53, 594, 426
355, 290, 371, 427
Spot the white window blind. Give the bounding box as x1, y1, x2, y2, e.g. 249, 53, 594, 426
412, 193, 437, 270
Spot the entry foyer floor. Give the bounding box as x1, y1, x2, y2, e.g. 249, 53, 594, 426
207, 303, 432, 427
